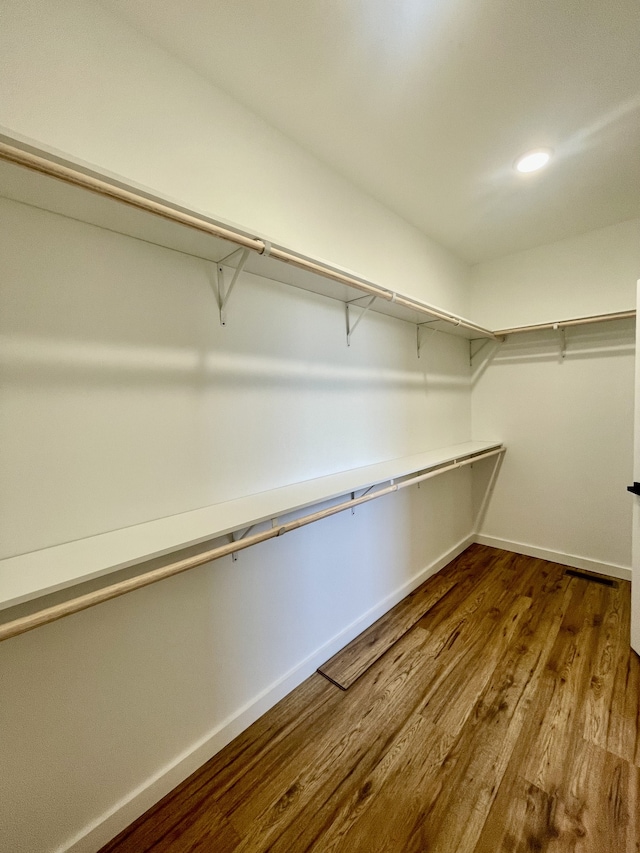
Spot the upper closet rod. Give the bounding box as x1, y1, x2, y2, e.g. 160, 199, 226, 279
0, 140, 497, 341
494, 310, 635, 337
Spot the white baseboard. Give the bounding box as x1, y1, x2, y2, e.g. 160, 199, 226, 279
474, 534, 632, 582
60, 532, 474, 853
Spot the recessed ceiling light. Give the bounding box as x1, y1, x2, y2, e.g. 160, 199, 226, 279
515, 149, 552, 173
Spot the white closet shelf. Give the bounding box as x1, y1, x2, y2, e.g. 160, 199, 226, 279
493, 311, 636, 336
0, 440, 503, 612
0, 133, 496, 341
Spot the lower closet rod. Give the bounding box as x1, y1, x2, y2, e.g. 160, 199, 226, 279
0, 447, 504, 643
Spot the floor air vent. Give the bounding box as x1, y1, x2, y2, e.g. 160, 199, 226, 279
564, 568, 617, 587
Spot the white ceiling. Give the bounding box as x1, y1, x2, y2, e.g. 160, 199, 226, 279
101, 0, 640, 263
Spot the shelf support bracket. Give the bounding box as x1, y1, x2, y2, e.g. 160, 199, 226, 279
553, 323, 567, 359
469, 338, 491, 366
217, 248, 250, 326
230, 523, 257, 562
417, 322, 438, 359
346, 296, 377, 346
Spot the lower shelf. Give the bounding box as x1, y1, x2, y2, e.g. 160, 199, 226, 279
0, 440, 503, 613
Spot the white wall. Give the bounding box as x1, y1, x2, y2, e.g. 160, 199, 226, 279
0, 199, 472, 559
469, 219, 640, 330
0, 121, 474, 853
0, 0, 469, 317
471, 219, 640, 574
0, 6, 480, 849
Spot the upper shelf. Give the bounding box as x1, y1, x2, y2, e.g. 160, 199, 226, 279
0, 132, 497, 341
494, 311, 636, 336
0, 440, 503, 612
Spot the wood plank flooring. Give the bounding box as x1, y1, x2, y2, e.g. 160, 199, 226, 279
99, 545, 640, 852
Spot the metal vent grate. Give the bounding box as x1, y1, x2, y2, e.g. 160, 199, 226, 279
564, 568, 617, 588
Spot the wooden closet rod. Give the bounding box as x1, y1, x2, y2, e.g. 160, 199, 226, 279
0, 142, 264, 252
0, 447, 504, 643
0, 140, 497, 340
494, 310, 635, 337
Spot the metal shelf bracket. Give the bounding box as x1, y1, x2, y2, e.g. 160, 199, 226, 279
216, 247, 250, 326
417, 322, 438, 359
469, 338, 492, 366
230, 523, 257, 561
553, 323, 567, 359
346, 295, 377, 346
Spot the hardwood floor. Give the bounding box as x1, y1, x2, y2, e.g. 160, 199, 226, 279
99, 545, 640, 852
